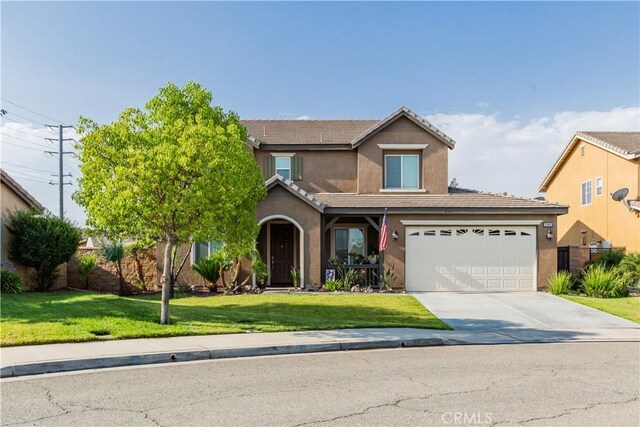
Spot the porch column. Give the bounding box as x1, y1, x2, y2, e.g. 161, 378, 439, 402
320, 215, 326, 285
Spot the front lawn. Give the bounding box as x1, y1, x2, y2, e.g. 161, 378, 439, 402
0, 291, 449, 346
562, 295, 640, 323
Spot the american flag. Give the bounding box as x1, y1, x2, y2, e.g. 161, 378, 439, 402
379, 210, 388, 252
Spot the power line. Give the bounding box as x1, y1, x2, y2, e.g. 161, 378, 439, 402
2, 169, 51, 183
0, 141, 45, 152
0, 124, 52, 138
0, 98, 67, 125
3, 111, 48, 127
0, 161, 56, 175
0, 131, 50, 148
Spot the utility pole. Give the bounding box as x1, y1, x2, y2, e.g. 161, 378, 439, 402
45, 124, 75, 219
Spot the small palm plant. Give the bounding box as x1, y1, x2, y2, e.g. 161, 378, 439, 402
99, 240, 130, 296
290, 266, 300, 290
252, 256, 269, 290
191, 255, 221, 293
78, 253, 98, 289
379, 265, 397, 292
547, 271, 572, 295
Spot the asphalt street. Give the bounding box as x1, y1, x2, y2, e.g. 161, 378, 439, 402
1, 342, 638, 426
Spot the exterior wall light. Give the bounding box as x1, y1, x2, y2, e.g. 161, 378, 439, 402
546, 230, 553, 241
392, 230, 399, 241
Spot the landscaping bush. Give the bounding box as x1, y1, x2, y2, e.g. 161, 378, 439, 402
324, 279, 343, 292
252, 255, 269, 289
618, 252, 640, 290
77, 253, 98, 289
191, 255, 221, 292
1, 269, 24, 294
580, 265, 628, 298
591, 249, 625, 269
342, 268, 357, 291
5, 209, 81, 291
379, 265, 397, 292
548, 271, 572, 295
99, 240, 131, 296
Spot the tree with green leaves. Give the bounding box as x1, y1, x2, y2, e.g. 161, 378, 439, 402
74, 81, 266, 324
5, 209, 81, 291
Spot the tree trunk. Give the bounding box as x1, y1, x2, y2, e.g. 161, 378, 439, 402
160, 238, 175, 324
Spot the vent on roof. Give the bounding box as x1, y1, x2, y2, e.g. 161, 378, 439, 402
263, 125, 267, 136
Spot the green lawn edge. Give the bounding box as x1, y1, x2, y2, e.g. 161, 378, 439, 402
0, 291, 450, 347
562, 295, 640, 323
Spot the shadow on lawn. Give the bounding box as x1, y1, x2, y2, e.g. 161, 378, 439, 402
1, 292, 449, 330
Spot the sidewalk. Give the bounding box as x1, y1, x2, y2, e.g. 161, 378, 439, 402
2, 327, 638, 378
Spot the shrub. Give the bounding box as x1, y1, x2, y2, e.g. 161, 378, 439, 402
581, 265, 628, 298
5, 209, 81, 291
379, 265, 397, 292
548, 271, 572, 295
77, 253, 98, 289
252, 255, 269, 288
324, 279, 343, 292
99, 240, 130, 296
290, 266, 300, 289
1, 270, 24, 294
191, 255, 221, 292
342, 268, 357, 291
591, 249, 625, 269
618, 252, 640, 290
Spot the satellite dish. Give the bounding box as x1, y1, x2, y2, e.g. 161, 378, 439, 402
611, 188, 629, 202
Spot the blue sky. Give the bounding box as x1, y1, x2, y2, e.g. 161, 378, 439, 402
1, 1, 639, 223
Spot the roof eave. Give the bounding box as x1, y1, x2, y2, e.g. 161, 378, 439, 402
323, 206, 568, 215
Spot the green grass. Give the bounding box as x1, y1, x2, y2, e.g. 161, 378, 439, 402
563, 295, 640, 323
0, 291, 449, 346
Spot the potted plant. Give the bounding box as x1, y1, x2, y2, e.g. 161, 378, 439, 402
367, 252, 379, 265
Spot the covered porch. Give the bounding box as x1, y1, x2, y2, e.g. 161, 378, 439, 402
257, 215, 304, 287
321, 214, 384, 289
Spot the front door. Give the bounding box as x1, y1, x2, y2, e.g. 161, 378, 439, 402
270, 223, 294, 285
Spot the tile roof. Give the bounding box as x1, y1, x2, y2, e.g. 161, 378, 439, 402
0, 169, 45, 211
576, 132, 640, 158
242, 106, 457, 149
311, 187, 566, 213
242, 119, 378, 145
539, 131, 640, 192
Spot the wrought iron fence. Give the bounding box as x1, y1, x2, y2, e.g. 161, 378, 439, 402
324, 264, 380, 289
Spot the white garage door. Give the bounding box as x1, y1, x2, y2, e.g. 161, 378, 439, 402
405, 225, 536, 292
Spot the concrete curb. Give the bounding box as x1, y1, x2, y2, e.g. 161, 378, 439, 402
0, 338, 446, 379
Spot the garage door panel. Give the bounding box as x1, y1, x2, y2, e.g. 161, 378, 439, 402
406, 225, 536, 292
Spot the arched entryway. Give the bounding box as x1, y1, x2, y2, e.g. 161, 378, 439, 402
257, 215, 304, 287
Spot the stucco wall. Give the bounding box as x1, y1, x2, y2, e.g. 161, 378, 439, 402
254, 149, 357, 193
356, 116, 449, 194
545, 142, 640, 252
383, 213, 559, 291
257, 186, 322, 286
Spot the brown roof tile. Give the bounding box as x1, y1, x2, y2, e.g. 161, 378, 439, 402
577, 131, 640, 157
241, 119, 378, 145
312, 188, 566, 213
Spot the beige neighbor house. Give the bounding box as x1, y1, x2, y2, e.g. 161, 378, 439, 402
190, 107, 567, 292
539, 131, 640, 255
0, 169, 56, 286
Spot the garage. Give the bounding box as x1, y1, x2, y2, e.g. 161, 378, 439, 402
405, 225, 537, 292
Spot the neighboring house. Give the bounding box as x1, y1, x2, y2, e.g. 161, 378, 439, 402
539, 132, 640, 253
0, 169, 46, 281
193, 106, 566, 292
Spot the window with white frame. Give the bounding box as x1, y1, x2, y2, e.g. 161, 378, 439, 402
275, 156, 291, 180
384, 154, 419, 189
581, 180, 592, 206
334, 227, 365, 262
596, 177, 603, 196
192, 241, 224, 263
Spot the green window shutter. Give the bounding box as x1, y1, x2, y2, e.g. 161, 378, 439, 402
292, 156, 303, 181
264, 156, 275, 179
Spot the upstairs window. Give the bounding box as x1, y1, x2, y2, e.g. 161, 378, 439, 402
596, 176, 603, 196
581, 180, 592, 206
384, 154, 419, 189
275, 156, 291, 179
264, 155, 303, 180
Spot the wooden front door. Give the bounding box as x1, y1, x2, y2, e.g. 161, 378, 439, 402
270, 223, 294, 285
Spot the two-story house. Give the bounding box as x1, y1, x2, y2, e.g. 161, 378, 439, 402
230, 107, 566, 292
539, 131, 640, 253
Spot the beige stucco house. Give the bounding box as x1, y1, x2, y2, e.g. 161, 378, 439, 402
1, 169, 46, 281
193, 107, 567, 292
539, 132, 640, 253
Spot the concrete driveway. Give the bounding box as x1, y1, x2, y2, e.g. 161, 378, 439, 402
412, 292, 639, 341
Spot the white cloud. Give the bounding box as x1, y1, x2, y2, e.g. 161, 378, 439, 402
295, 115, 311, 120
1, 121, 85, 225
476, 101, 490, 108
426, 106, 640, 196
